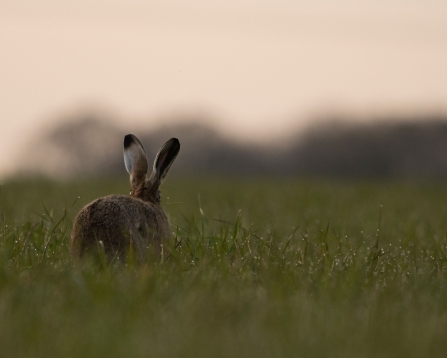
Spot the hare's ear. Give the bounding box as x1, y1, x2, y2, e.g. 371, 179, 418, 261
149, 138, 180, 186
123, 134, 148, 186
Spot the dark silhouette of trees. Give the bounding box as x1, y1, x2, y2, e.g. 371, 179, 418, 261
18, 111, 447, 179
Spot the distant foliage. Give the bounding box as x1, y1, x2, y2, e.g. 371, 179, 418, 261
18, 112, 447, 178
292, 118, 447, 178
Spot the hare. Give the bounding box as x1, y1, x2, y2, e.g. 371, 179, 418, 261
71, 134, 180, 261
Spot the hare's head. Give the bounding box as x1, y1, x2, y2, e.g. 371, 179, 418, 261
124, 134, 180, 204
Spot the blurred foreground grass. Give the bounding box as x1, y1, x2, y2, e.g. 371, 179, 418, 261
2, 176, 447, 357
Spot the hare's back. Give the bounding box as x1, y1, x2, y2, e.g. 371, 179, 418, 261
71, 194, 168, 256
82, 194, 160, 224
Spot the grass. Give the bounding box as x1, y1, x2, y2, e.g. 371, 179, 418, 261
2, 176, 447, 357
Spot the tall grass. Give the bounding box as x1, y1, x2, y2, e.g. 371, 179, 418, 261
1, 177, 447, 357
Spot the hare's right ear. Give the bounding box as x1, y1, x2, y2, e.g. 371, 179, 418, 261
149, 138, 180, 187
123, 134, 148, 186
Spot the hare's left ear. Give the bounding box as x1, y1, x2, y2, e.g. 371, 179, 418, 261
124, 134, 148, 187
149, 138, 180, 186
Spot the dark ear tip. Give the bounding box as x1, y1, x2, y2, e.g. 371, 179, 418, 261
170, 138, 180, 150
124, 134, 135, 149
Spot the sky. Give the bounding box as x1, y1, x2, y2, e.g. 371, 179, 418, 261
1, 0, 447, 176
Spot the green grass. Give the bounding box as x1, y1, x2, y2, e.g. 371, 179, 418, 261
2, 176, 447, 357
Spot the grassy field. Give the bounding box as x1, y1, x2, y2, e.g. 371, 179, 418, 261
2, 176, 447, 357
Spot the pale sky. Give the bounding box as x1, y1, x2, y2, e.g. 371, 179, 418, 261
1, 0, 447, 176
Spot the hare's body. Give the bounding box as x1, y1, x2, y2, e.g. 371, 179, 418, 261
71, 195, 170, 259
70, 135, 180, 261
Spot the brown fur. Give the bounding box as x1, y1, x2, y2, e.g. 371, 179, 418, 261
70, 135, 179, 262
71, 194, 170, 260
